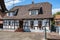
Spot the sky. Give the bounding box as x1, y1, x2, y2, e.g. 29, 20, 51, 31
4, 0, 60, 14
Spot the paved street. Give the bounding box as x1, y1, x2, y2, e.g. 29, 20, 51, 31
0, 32, 60, 40
0, 32, 45, 40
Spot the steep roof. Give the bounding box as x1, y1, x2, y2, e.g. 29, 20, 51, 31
3, 2, 53, 19
0, 0, 7, 20
0, 0, 7, 12
54, 15, 60, 20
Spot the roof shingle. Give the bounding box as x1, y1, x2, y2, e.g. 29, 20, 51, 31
3, 2, 53, 19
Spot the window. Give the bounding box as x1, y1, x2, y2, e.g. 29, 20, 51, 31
38, 7, 43, 14
8, 21, 11, 25
42, 19, 49, 27
30, 20, 38, 29
30, 21, 34, 26
11, 20, 14, 26
38, 20, 42, 28
7, 9, 18, 16
31, 10, 36, 15
14, 9, 18, 16
23, 20, 28, 29
23, 20, 31, 31
7, 12, 14, 16
34, 20, 38, 26
15, 20, 19, 26
30, 20, 34, 28
23, 20, 30, 27
3, 20, 19, 30
42, 20, 46, 26
29, 10, 38, 15
3, 20, 7, 26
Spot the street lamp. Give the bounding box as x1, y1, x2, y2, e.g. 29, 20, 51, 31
44, 21, 48, 40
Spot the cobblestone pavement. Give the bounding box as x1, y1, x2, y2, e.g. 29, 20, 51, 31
0, 31, 59, 40
0, 32, 45, 40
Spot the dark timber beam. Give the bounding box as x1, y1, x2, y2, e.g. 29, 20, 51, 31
0, 0, 7, 12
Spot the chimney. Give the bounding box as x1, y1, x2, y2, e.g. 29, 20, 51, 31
32, 0, 34, 4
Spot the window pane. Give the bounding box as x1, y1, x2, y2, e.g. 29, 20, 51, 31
42, 19, 49, 26
3, 20, 19, 30
23, 20, 28, 26
3, 20, 7, 26
31, 10, 36, 15
34, 20, 38, 26
39, 7, 43, 14
30, 20, 34, 26
42, 20, 46, 26
28, 20, 30, 26
15, 20, 19, 26
7, 10, 18, 16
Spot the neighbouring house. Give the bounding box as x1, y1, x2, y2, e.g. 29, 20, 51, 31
0, 0, 7, 29
47, 32, 60, 40
54, 15, 60, 34
2, 2, 53, 32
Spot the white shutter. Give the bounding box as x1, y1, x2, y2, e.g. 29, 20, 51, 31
29, 11, 31, 15
42, 19, 46, 26
7, 13, 9, 16
36, 10, 38, 15
28, 20, 30, 26
34, 20, 38, 26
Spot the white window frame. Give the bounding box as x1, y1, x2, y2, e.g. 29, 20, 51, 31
7, 9, 18, 16
34, 20, 38, 26
42, 19, 49, 27
3, 20, 19, 30
7, 12, 14, 16
29, 10, 38, 15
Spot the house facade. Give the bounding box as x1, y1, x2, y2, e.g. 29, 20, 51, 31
54, 15, 60, 34
0, 0, 53, 32
3, 2, 53, 32
54, 15, 60, 26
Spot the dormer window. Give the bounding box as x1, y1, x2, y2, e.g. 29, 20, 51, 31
29, 7, 43, 15
29, 10, 38, 15
7, 12, 14, 16
38, 7, 43, 14
7, 9, 18, 16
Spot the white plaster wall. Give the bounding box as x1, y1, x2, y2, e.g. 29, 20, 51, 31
23, 19, 50, 32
